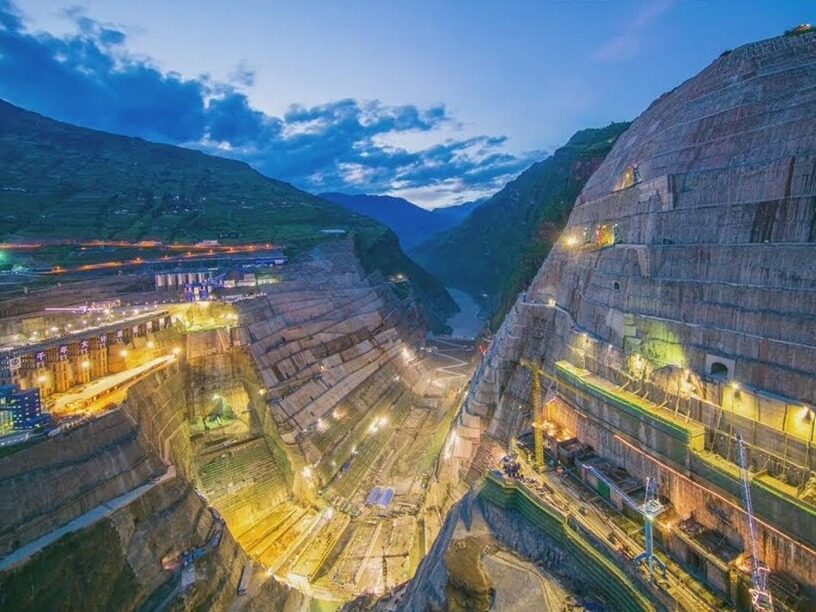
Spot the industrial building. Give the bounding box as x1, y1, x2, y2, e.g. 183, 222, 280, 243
0, 385, 43, 434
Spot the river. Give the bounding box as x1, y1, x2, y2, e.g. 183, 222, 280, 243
445, 287, 485, 338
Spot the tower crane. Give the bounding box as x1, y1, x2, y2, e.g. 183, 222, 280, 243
736, 435, 774, 611
520, 358, 548, 467
584, 466, 667, 579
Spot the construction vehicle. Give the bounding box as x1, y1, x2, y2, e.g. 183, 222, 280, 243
736, 435, 774, 611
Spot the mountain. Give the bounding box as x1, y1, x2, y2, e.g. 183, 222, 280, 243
430, 199, 483, 225
0, 98, 456, 332
411, 122, 630, 327
319, 192, 481, 249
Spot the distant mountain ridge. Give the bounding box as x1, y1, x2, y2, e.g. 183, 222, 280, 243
0, 98, 457, 332
319, 192, 482, 249
430, 199, 483, 225
411, 122, 630, 327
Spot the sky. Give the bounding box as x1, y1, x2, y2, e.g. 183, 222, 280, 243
0, 1, 811, 208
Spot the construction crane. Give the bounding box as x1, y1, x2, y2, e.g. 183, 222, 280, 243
736, 435, 774, 611
584, 466, 667, 580
520, 358, 548, 467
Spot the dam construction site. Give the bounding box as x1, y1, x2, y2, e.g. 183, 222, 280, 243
1, 25, 816, 612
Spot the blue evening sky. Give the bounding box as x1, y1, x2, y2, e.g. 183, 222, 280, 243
1, 1, 811, 207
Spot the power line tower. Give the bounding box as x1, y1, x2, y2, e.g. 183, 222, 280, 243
520, 358, 547, 467
736, 435, 774, 611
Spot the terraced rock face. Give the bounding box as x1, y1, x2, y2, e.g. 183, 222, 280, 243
0, 409, 164, 555
463, 31, 816, 595
0, 239, 466, 608
154, 241, 469, 602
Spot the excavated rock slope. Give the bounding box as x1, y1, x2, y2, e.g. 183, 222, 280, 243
465, 30, 816, 593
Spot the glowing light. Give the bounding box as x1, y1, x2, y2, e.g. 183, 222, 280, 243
37, 375, 46, 384
613, 433, 816, 558
302, 466, 313, 479
172, 347, 182, 355
258, 388, 267, 396
81, 360, 90, 369
212, 394, 220, 401
730, 381, 741, 390
565, 235, 579, 247
119, 349, 128, 357
147, 341, 155, 349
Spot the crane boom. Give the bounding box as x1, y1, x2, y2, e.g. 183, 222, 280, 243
736, 435, 773, 611
584, 465, 666, 579
520, 358, 547, 467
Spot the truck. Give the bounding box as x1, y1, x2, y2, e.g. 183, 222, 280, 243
238, 562, 252, 596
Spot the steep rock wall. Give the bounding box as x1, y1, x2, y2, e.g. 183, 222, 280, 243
0, 476, 254, 611
0, 408, 165, 556
463, 30, 816, 591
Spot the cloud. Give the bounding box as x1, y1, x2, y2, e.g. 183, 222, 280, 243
0, 1, 538, 206
594, 0, 675, 64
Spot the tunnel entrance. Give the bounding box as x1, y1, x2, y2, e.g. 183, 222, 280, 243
709, 361, 729, 378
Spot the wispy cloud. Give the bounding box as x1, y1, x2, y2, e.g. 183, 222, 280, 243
0, 1, 539, 206
593, 0, 675, 63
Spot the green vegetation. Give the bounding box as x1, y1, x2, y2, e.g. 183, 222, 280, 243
481, 473, 654, 612
444, 537, 495, 612
0, 521, 142, 611
0, 100, 361, 244
353, 229, 457, 333
411, 123, 629, 328
0, 99, 454, 332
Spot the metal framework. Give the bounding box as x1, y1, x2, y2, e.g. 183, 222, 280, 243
736, 434, 774, 611
520, 358, 547, 467
585, 465, 667, 579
